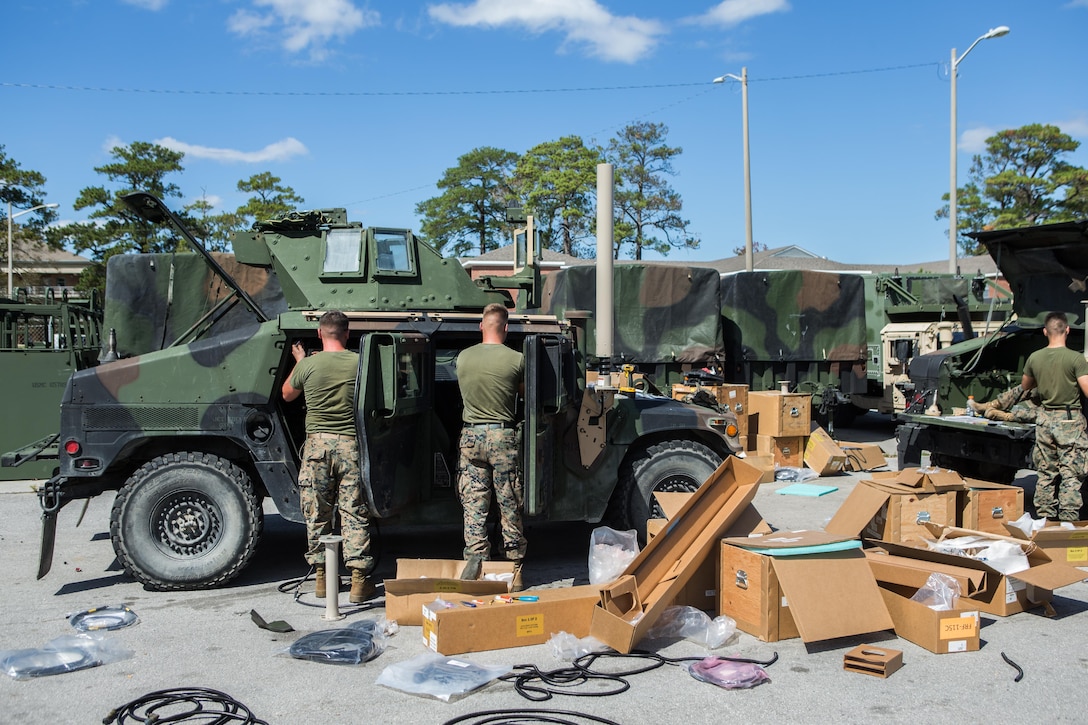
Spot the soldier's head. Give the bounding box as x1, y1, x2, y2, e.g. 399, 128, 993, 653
1044, 311, 1070, 339
318, 310, 349, 344
481, 303, 509, 342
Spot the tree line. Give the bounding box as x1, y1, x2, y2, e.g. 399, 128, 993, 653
1, 122, 1085, 296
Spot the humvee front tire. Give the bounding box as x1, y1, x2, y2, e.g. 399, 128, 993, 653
110, 452, 262, 591
616, 440, 723, 541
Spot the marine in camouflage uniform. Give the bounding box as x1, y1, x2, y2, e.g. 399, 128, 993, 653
968, 384, 1040, 423
282, 310, 375, 601
1021, 312, 1088, 521
456, 303, 526, 588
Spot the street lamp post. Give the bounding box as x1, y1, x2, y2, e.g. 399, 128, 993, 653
949, 25, 1010, 274
7, 201, 59, 298
714, 67, 753, 273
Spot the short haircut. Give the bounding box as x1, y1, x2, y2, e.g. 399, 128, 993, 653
319, 310, 349, 337
482, 302, 509, 326
1045, 311, 1069, 335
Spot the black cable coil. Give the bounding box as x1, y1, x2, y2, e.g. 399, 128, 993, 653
102, 687, 268, 724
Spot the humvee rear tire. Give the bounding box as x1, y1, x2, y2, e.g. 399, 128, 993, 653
110, 452, 262, 591
616, 440, 723, 541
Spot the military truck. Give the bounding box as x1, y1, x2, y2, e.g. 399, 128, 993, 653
0, 290, 102, 480
14, 193, 741, 591
896, 220, 1088, 483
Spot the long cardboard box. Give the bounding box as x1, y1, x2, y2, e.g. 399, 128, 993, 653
589, 456, 763, 653
718, 530, 893, 643
422, 585, 601, 655
384, 559, 513, 626
875, 525, 1087, 616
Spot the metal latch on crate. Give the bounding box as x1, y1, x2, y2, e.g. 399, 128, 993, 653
788, 406, 800, 418
991, 507, 1004, 519
915, 511, 931, 524
735, 570, 749, 590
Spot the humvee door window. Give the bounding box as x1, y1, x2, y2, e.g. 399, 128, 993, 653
323, 228, 363, 274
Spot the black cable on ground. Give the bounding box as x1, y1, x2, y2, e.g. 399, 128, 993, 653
442, 709, 623, 725
102, 687, 268, 724
499, 664, 630, 701
1001, 652, 1024, 682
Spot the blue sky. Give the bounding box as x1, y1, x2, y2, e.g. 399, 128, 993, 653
4, 0, 1087, 265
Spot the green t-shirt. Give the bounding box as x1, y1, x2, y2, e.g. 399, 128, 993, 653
1023, 346, 1088, 408
290, 350, 358, 435
456, 342, 524, 424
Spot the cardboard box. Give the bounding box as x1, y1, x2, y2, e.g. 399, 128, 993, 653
805, 426, 847, 476
589, 456, 764, 653
647, 494, 771, 612
877, 584, 980, 654
960, 479, 1024, 536
422, 584, 601, 655
384, 559, 513, 626
868, 468, 966, 493
864, 549, 985, 600
737, 454, 776, 483
718, 530, 893, 643
1004, 521, 1088, 567
747, 391, 811, 437
826, 480, 958, 545
843, 646, 903, 678
839, 441, 888, 471
756, 434, 804, 468
875, 525, 1088, 617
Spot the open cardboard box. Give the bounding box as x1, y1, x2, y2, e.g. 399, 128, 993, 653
422, 584, 602, 655
384, 559, 513, 626
1004, 520, 1088, 568
864, 550, 981, 653
825, 479, 958, 545
838, 441, 888, 472
874, 524, 1087, 616
869, 468, 966, 493
718, 530, 893, 643
647, 493, 772, 612
805, 426, 847, 476
589, 456, 763, 653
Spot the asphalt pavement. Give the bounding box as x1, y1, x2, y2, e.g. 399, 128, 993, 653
2, 413, 1087, 724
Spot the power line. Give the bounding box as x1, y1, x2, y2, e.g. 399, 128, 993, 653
0, 63, 939, 98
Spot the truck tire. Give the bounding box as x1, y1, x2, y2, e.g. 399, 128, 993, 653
110, 452, 262, 591
616, 440, 723, 541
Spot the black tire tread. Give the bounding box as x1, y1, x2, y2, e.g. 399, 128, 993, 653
615, 439, 723, 535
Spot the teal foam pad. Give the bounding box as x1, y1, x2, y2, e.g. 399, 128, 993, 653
776, 483, 838, 497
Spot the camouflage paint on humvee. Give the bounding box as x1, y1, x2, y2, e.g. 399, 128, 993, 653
18, 193, 741, 591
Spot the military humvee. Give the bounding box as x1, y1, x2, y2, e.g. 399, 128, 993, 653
19, 193, 741, 590
897, 220, 1088, 483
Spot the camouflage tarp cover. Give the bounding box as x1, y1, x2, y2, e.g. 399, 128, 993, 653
105, 252, 286, 358
537, 264, 723, 364
720, 270, 867, 362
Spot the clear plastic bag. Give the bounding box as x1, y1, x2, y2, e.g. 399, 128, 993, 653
375, 652, 511, 702
909, 572, 961, 611
547, 631, 609, 661
774, 467, 818, 482
687, 657, 770, 689
1007, 512, 1047, 538
643, 606, 737, 650
588, 526, 639, 585
282, 618, 391, 666
0, 633, 133, 679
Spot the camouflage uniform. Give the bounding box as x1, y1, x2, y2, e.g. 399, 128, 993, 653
1032, 409, 1088, 519
989, 384, 1040, 423
457, 426, 525, 560
298, 435, 374, 570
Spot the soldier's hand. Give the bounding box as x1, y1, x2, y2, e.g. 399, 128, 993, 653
292, 341, 306, 362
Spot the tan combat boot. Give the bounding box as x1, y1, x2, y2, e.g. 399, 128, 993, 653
350, 569, 376, 603
510, 561, 524, 592
984, 408, 1015, 422
967, 397, 994, 415
314, 564, 326, 599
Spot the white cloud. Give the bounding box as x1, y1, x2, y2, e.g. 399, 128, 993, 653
154, 137, 309, 164
121, 0, 169, 10
689, 0, 790, 27
427, 0, 665, 63
959, 126, 994, 154
227, 0, 379, 61
1054, 115, 1088, 138
190, 194, 223, 210
103, 135, 125, 152
1064, 0, 1088, 8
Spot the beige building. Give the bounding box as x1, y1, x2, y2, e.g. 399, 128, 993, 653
5, 238, 91, 300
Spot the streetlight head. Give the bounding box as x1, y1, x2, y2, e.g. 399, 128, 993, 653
713, 76, 725, 84
984, 26, 1010, 39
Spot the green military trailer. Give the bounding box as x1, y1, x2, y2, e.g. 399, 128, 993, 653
13, 193, 742, 591
897, 220, 1088, 483
0, 291, 102, 480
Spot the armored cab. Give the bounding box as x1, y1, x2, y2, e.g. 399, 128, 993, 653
897, 220, 1088, 482
24, 193, 741, 590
